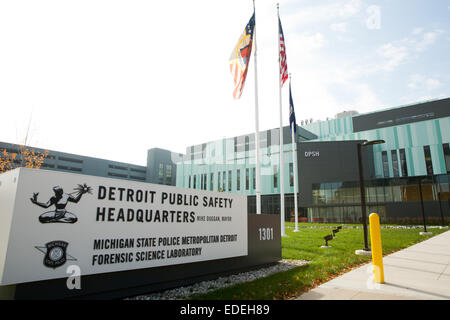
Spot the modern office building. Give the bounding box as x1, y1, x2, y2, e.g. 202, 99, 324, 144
0, 142, 183, 186
175, 125, 317, 215
176, 97, 450, 224
2, 98, 449, 224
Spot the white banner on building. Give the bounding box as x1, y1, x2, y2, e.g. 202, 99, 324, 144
0, 168, 248, 285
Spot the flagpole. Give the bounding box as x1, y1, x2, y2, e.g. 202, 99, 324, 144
290, 74, 300, 232
277, 3, 286, 236
253, 0, 262, 214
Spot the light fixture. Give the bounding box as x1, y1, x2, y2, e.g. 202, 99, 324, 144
332, 228, 339, 238
355, 139, 385, 255
322, 234, 333, 248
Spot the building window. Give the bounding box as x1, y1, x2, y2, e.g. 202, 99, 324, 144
252, 167, 256, 189
273, 165, 278, 189
158, 164, 164, 184
443, 143, 450, 173
236, 169, 241, 191
218, 172, 221, 191
59, 156, 83, 164
399, 149, 408, 177
424, 146, 433, 175
193, 175, 197, 189
245, 168, 249, 190
395, 112, 435, 125
108, 172, 127, 178
382, 151, 389, 178
210, 172, 214, 190
188, 175, 191, 188
223, 171, 226, 191
58, 165, 82, 172
228, 170, 232, 191
289, 163, 294, 187
391, 150, 399, 177
202, 143, 206, 159
109, 164, 127, 171
166, 165, 172, 185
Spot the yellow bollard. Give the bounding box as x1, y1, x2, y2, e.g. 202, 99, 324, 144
369, 213, 384, 283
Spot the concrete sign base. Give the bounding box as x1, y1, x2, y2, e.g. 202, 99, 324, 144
0, 168, 281, 299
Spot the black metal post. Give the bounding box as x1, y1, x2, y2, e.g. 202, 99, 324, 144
418, 178, 427, 232
357, 143, 370, 251
447, 174, 450, 223
438, 191, 444, 226
433, 175, 445, 226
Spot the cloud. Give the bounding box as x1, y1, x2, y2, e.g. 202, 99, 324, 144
284, 0, 362, 29
415, 31, 439, 51
407, 74, 422, 89
407, 74, 442, 90
377, 43, 409, 71
412, 27, 423, 35
330, 22, 348, 32
375, 28, 443, 71
287, 32, 327, 57
299, 32, 327, 50
339, 0, 362, 17
425, 78, 441, 90
403, 28, 443, 52
352, 83, 384, 113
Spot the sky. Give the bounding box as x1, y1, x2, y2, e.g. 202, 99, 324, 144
0, 0, 449, 166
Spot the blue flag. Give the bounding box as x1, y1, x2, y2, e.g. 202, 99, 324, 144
289, 82, 297, 133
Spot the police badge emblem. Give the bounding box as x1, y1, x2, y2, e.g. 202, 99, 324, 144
44, 241, 67, 268
35, 241, 77, 268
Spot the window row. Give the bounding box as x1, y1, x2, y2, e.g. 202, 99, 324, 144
382, 143, 450, 178
158, 164, 173, 185
187, 163, 296, 192
312, 174, 450, 205
188, 169, 254, 192
381, 149, 408, 178
189, 131, 288, 160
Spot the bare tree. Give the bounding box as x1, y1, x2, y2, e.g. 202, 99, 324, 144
0, 111, 49, 173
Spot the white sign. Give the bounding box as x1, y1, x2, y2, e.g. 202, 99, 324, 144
0, 168, 248, 285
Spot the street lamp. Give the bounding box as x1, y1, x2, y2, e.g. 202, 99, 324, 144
418, 177, 433, 235
355, 139, 385, 256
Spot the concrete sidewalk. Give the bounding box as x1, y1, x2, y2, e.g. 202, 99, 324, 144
296, 230, 450, 300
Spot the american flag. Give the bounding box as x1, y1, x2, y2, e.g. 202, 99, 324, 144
279, 17, 288, 87
229, 13, 255, 99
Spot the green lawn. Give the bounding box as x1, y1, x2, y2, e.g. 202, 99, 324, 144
190, 223, 448, 300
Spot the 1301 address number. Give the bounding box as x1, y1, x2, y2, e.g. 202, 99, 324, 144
258, 227, 274, 241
